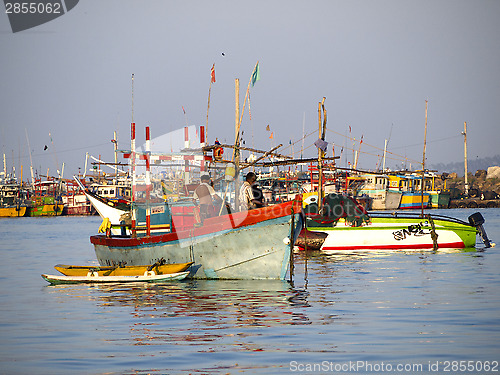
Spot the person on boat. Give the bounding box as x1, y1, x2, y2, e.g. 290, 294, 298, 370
194, 175, 221, 220
239, 172, 264, 211
251, 183, 265, 208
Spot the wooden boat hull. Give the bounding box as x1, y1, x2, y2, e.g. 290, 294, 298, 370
428, 191, 451, 209
54, 262, 193, 276
41, 271, 189, 285
360, 189, 402, 210
308, 215, 477, 252
27, 196, 64, 216
0, 206, 27, 217
90, 200, 303, 280
399, 192, 430, 209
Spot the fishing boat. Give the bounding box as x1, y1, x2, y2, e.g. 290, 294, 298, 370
83, 118, 304, 281
0, 180, 28, 217
299, 193, 491, 252
388, 174, 430, 209
41, 271, 189, 285
74, 177, 129, 235
54, 260, 193, 276
427, 190, 451, 209
27, 179, 64, 216
91, 197, 303, 280
61, 179, 94, 215
354, 174, 402, 210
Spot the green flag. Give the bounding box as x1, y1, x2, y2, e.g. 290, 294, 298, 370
251, 63, 260, 87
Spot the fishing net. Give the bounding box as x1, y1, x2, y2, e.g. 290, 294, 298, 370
304, 193, 370, 227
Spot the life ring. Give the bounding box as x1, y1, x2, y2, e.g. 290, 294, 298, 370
214, 147, 224, 160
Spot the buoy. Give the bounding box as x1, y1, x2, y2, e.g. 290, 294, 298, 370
98, 218, 111, 233
225, 163, 235, 182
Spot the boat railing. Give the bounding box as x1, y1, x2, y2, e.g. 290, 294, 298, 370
368, 211, 470, 226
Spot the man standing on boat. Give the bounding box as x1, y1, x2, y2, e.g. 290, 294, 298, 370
239, 172, 264, 211
194, 175, 221, 220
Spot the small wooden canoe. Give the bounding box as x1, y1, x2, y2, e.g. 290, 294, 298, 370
41, 271, 189, 285
54, 261, 193, 277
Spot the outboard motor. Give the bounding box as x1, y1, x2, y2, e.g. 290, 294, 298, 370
468, 212, 491, 248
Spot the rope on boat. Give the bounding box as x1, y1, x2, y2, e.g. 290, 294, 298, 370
427, 214, 439, 251
290, 204, 295, 282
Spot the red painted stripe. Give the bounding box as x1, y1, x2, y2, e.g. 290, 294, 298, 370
200, 126, 205, 144
90, 199, 301, 247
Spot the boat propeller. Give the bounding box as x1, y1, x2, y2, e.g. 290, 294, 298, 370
468, 212, 492, 248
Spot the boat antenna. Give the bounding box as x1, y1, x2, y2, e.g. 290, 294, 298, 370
24, 128, 35, 185
131, 73, 134, 123
462, 121, 469, 197
420, 100, 428, 217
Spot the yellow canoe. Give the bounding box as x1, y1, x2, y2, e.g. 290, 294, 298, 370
54, 261, 193, 277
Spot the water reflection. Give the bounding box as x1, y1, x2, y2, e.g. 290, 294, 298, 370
44, 279, 313, 348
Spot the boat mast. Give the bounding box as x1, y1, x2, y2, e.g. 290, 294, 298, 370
317, 97, 326, 214
234, 78, 240, 209
145, 126, 151, 236
24, 128, 35, 185
420, 100, 428, 217
462, 121, 469, 197
130, 74, 137, 235
382, 139, 388, 172
113, 131, 118, 177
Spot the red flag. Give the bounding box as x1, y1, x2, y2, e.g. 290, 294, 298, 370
210, 64, 216, 83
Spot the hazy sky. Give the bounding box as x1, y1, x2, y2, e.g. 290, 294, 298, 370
1, 0, 499, 178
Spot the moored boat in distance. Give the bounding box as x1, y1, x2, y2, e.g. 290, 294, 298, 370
0, 178, 28, 217
27, 179, 63, 217
61, 179, 94, 215
354, 174, 402, 210
388, 174, 430, 209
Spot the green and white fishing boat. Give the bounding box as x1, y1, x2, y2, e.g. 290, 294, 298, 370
299, 194, 491, 252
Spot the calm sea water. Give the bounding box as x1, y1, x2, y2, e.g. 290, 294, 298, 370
1, 208, 499, 375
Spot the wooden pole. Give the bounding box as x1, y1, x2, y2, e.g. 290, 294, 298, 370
206, 63, 215, 145
382, 139, 388, 172
463, 121, 469, 196
240, 144, 283, 170
130, 74, 136, 236
145, 126, 151, 236
317, 97, 326, 214
233, 79, 240, 161
234, 78, 240, 210
421, 100, 428, 217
